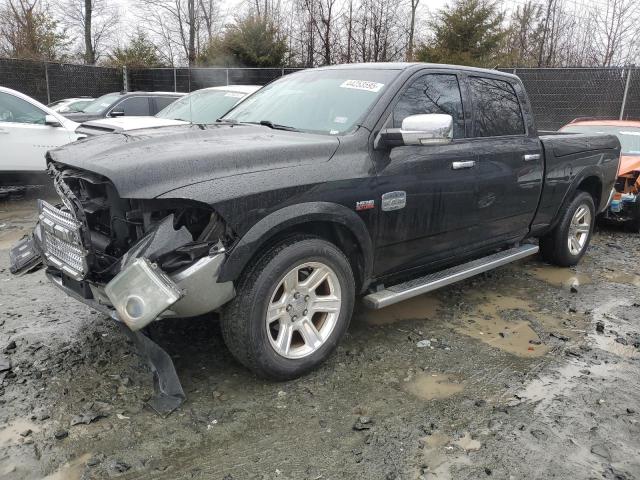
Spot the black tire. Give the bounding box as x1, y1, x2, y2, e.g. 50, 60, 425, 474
539, 191, 595, 267
220, 235, 355, 380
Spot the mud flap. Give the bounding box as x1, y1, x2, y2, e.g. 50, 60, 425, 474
119, 324, 185, 417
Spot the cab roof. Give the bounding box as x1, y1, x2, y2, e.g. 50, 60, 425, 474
317, 62, 518, 80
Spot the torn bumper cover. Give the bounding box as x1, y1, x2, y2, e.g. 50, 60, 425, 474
11, 203, 235, 331
10, 200, 235, 416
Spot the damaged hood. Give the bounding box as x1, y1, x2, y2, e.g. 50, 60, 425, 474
618, 154, 640, 176
47, 124, 340, 199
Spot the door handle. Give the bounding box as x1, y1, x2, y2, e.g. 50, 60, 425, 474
524, 153, 541, 161
451, 160, 476, 170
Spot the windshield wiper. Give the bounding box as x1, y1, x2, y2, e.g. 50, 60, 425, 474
253, 120, 299, 132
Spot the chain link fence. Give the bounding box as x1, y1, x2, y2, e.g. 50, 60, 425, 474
1, 58, 639, 130
126, 67, 304, 92
500, 67, 639, 130
0, 58, 122, 105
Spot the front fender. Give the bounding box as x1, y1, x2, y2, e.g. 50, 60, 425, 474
217, 202, 374, 290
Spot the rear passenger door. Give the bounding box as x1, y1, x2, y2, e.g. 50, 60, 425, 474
464, 75, 543, 242
373, 71, 482, 277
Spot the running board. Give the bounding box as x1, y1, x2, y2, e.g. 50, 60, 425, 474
363, 244, 539, 309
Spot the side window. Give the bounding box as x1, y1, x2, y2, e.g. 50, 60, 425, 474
116, 97, 150, 116
154, 96, 178, 113
393, 74, 465, 138
0, 92, 46, 124
469, 77, 525, 137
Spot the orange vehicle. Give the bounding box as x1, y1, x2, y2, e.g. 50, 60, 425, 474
561, 118, 640, 231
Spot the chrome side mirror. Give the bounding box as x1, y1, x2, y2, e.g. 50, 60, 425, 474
44, 114, 62, 127
378, 114, 453, 148
400, 114, 453, 145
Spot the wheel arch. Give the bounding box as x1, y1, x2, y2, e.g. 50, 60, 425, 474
576, 174, 603, 211
218, 202, 374, 293
546, 168, 604, 233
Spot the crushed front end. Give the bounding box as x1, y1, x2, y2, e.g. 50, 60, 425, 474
9, 162, 238, 414
12, 162, 236, 329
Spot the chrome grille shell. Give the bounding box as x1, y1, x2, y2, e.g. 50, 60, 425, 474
38, 199, 88, 280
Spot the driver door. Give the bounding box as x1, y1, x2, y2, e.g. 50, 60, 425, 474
372, 72, 481, 277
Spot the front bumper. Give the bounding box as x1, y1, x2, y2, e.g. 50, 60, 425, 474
12, 216, 235, 331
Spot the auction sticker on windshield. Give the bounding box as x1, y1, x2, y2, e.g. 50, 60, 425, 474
340, 80, 384, 92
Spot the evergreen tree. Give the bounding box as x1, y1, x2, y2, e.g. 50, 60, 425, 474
416, 0, 507, 67
107, 30, 163, 68
199, 15, 287, 67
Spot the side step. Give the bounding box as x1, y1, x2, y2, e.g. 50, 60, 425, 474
363, 244, 539, 309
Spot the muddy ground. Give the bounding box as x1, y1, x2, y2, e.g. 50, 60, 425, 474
0, 187, 639, 480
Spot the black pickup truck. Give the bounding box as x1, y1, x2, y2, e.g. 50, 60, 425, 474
11, 63, 620, 382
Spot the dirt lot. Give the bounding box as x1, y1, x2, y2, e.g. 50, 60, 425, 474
1, 188, 639, 480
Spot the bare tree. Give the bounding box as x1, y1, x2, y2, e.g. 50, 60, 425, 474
0, 0, 67, 60
136, 0, 216, 66
57, 0, 119, 64
593, 0, 638, 67
406, 0, 419, 61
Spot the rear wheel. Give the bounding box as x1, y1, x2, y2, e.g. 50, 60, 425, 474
540, 191, 595, 267
220, 236, 355, 380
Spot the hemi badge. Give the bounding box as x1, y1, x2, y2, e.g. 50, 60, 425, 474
355, 200, 375, 211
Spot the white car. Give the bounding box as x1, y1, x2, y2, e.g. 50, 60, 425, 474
48, 97, 94, 114
77, 85, 261, 136
0, 86, 80, 184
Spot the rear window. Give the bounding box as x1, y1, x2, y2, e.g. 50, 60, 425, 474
469, 77, 525, 137
83, 93, 122, 113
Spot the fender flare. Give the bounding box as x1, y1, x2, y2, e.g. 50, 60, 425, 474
549, 166, 605, 232
218, 202, 374, 290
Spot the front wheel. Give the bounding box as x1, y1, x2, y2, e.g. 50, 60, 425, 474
539, 191, 595, 267
220, 236, 355, 380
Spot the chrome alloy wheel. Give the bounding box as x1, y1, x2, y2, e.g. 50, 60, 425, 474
568, 204, 591, 256
266, 262, 342, 359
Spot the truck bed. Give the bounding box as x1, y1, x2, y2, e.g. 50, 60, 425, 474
532, 133, 620, 231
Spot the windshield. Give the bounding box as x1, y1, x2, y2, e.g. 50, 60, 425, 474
156, 89, 248, 123
81, 93, 122, 113
223, 69, 398, 134
563, 125, 640, 155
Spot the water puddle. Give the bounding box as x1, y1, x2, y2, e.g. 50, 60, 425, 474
0, 418, 40, 446
532, 266, 591, 289
589, 299, 640, 359
591, 333, 640, 359
424, 432, 450, 448
518, 361, 615, 406
456, 295, 549, 357
419, 431, 475, 480
453, 432, 481, 451
43, 453, 92, 480
362, 293, 441, 325
403, 373, 465, 400
604, 272, 640, 287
